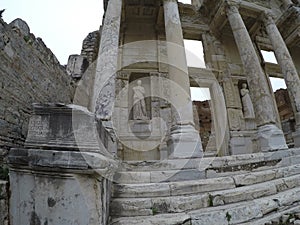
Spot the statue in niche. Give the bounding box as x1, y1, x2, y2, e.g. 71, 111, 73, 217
240, 83, 255, 119
132, 80, 148, 120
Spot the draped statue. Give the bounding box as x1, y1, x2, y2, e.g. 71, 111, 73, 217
132, 80, 148, 120
240, 83, 255, 119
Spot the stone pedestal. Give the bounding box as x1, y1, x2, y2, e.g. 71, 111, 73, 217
164, 0, 203, 158
293, 129, 300, 148
226, 2, 287, 151
8, 104, 118, 225
167, 124, 203, 158
230, 131, 258, 155
257, 124, 288, 152
9, 168, 111, 225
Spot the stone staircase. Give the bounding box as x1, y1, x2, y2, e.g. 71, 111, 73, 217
109, 148, 300, 225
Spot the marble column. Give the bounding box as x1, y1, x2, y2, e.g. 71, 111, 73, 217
91, 0, 122, 120
163, 0, 203, 158
226, 2, 288, 151
263, 11, 300, 147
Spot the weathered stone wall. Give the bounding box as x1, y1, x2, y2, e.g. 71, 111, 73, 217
0, 180, 8, 225
0, 18, 74, 153
81, 30, 100, 64
275, 88, 296, 146
193, 100, 212, 149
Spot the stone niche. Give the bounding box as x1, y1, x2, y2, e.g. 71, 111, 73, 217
114, 71, 168, 161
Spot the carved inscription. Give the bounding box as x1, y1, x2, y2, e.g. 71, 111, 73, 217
28, 116, 49, 138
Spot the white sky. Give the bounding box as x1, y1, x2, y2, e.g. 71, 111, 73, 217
1, 0, 286, 99
1, 0, 103, 65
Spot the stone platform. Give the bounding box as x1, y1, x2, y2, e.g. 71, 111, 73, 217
110, 148, 300, 225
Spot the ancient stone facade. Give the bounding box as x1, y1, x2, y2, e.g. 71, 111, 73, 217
3, 0, 300, 225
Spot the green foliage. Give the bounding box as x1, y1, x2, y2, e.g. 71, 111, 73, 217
23, 35, 30, 43
0, 166, 9, 180
23, 35, 33, 45
151, 207, 158, 215
226, 212, 232, 222
208, 194, 214, 207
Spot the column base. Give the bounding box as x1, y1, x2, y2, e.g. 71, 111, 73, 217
167, 124, 203, 159
292, 129, 300, 148
230, 131, 258, 155
257, 124, 288, 152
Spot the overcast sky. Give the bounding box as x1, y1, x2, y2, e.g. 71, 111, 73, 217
2, 0, 104, 65
1, 0, 285, 97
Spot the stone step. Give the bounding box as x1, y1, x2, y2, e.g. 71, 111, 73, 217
109, 212, 191, 225
110, 174, 300, 217
119, 148, 300, 172
113, 149, 300, 184
112, 176, 235, 198
109, 187, 300, 225
112, 164, 300, 197
241, 205, 300, 225
188, 187, 300, 225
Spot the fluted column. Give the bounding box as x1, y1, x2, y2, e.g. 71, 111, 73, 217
226, 1, 287, 151
263, 11, 300, 147
163, 0, 203, 158
91, 0, 122, 119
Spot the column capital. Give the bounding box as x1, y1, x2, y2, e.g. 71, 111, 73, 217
225, 0, 241, 15
261, 10, 276, 26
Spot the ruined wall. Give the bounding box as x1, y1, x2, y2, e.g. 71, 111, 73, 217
0, 180, 8, 225
81, 30, 101, 64
275, 88, 296, 146
193, 100, 212, 149
0, 18, 74, 154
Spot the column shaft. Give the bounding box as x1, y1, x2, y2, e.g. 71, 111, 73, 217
163, 0, 203, 158
263, 12, 300, 146
91, 0, 122, 119
226, 2, 287, 151
227, 4, 276, 126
